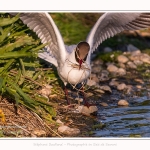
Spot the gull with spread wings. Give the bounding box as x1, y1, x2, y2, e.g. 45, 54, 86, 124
12, 12, 150, 105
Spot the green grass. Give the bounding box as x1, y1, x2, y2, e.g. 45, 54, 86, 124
51, 13, 100, 44
0, 13, 59, 122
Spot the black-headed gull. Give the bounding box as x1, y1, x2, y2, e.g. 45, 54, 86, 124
13, 13, 150, 105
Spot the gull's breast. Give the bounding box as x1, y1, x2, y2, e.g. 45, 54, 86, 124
59, 62, 91, 85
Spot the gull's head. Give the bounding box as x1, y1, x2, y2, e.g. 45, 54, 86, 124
75, 41, 90, 70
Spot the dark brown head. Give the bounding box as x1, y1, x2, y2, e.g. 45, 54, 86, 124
75, 41, 90, 69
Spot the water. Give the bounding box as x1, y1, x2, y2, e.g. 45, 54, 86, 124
94, 96, 150, 137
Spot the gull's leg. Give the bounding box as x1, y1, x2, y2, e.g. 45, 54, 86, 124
64, 86, 70, 105
80, 86, 90, 107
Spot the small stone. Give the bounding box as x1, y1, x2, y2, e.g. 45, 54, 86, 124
100, 102, 108, 107
58, 126, 69, 133
93, 59, 103, 65
117, 83, 127, 91
77, 105, 98, 116
134, 78, 144, 84
109, 79, 119, 87
131, 50, 141, 55
101, 70, 109, 75
86, 79, 97, 86
127, 44, 140, 52
99, 85, 112, 93
118, 99, 129, 106
98, 70, 109, 81
32, 129, 46, 137
107, 64, 119, 73
129, 54, 140, 61
89, 106, 98, 113
39, 84, 53, 97
39, 88, 51, 97
92, 66, 102, 73
86, 92, 94, 97
136, 85, 142, 89
117, 68, 126, 76
140, 53, 150, 64
118, 63, 126, 69
103, 47, 112, 53
95, 89, 105, 94
90, 74, 99, 82
127, 61, 137, 69
58, 125, 80, 136
133, 60, 143, 66
117, 55, 129, 63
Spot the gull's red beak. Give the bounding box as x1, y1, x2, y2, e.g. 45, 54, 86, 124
79, 59, 83, 70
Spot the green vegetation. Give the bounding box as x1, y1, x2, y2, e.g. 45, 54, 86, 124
0, 13, 58, 122
51, 13, 100, 44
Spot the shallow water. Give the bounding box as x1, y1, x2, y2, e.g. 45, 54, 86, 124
94, 96, 150, 137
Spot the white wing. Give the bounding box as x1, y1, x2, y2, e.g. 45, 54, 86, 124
16, 13, 67, 67
86, 13, 150, 53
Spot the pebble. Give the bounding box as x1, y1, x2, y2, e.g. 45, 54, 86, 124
98, 70, 109, 81
89, 106, 98, 114
129, 54, 140, 61
32, 129, 46, 137
77, 105, 98, 116
58, 125, 80, 136
117, 83, 127, 91
134, 78, 144, 84
140, 53, 150, 64
93, 59, 103, 65
39, 84, 53, 97
100, 102, 108, 107
127, 61, 137, 69
90, 74, 99, 82
103, 47, 113, 53
117, 55, 129, 63
131, 50, 141, 55
107, 64, 119, 73
127, 44, 139, 52
95, 89, 105, 94
92, 66, 102, 73
109, 79, 119, 87
99, 85, 112, 93
86, 92, 94, 97
86, 79, 97, 86
118, 99, 129, 106
117, 68, 126, 76
133, 60, 143, 66
136, 85, 142, 89
118, 63, 126, 69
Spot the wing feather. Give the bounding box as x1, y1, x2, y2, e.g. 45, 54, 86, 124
12, 13, 67, 66
86, 13, 150, 53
